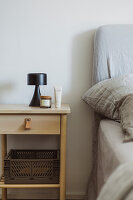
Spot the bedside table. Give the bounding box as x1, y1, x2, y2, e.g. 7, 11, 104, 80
0, 104, 70, 200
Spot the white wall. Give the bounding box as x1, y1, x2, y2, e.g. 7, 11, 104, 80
0, 0, 133, 199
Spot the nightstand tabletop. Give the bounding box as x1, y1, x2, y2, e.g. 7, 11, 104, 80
0, 104, 70, 114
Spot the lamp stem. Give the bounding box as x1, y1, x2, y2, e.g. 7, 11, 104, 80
29, 85, 41, 107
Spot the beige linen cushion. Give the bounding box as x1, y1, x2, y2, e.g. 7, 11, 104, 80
82, 74, 133, 120
119, 94, 133, 142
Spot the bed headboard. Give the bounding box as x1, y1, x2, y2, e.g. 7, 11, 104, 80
93, 25, 133, 84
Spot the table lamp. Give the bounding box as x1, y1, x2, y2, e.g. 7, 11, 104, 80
27, 73, 47, 107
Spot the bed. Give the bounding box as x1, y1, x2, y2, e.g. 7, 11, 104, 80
87, 25, 133, 200
98, 119, 133, 192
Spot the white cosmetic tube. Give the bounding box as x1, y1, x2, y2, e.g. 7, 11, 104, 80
54, 86, 62, 108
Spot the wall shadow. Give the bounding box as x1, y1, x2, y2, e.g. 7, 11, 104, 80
65, 29, 96, 194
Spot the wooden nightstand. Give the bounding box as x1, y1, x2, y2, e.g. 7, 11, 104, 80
0, 104, 70, 200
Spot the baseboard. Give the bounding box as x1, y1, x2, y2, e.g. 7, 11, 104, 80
0, 190, 86, 200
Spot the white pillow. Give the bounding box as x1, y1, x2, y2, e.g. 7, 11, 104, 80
82, 74, 133, 120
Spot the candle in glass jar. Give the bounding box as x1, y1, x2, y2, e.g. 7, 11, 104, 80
40, 96, 52, 108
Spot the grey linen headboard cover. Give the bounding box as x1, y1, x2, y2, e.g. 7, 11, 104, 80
93, 24, 133, 84
88, 24, 133, 200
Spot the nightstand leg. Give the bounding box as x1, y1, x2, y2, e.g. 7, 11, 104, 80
1, 135, 7, 200
60, 114, 67, 200
2, 189, 7, 200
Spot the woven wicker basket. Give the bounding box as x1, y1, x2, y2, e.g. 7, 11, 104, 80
4, 149, 60, 184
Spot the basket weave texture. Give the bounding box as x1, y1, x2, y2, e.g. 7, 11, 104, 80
4, 149, 60, 184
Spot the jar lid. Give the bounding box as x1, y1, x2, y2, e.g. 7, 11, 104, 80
40, 96, 52, 99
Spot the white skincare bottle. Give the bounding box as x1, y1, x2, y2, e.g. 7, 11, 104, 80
54, 86, 62, 108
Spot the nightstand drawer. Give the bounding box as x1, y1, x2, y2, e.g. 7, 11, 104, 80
0, 115, 60, 135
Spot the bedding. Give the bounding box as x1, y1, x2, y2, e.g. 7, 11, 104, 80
98, 119, 133, 199
98, 119, 133, 191
119, 94, 133, 142
97, 162, 133, 200
82, 73, 133, 120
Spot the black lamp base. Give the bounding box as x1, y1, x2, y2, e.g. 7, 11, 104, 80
29, 85, 41, 107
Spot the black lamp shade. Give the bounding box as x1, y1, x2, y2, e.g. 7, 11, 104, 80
27, 73, 47, 107
27, 73, 47, 85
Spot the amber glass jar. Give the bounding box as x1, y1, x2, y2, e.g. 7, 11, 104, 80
40, 96, 52, 108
